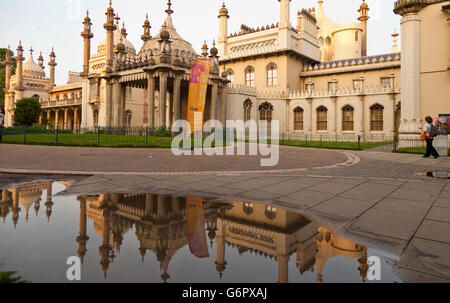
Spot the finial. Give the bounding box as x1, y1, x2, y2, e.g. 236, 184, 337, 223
166, 0, 173, 15
109, 0, 112, 7
29, 47, 34, 56
318, 0, 323, 5
115, 12, 120, 25
86, 10, 89, 17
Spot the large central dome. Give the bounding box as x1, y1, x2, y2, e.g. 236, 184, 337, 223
96, 26, 136, 58
139, 13, 198, 66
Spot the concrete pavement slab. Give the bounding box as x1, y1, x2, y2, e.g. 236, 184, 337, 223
415, 219, 450, 244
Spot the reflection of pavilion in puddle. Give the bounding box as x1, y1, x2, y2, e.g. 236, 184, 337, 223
1, 181, 72, 227
77, 194, 369, 283
1, 184, 369, 282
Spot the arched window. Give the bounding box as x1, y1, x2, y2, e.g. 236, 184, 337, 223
243, 98, 252, 122
243, 202, 254, 215
342, 105, 354, 131
370, 104, 384, 131
93, 109, 99, 127
32, 94, 40, 101
317, 106, 328, 131
124, 110, 132, 127
259, 102, 273, 122
326, 37, 332, 45
245, 66, 255, 87
267, 63, 277, 86
294, 107, 304, 131
265, 206, 277, 220
226, 69, 234, 83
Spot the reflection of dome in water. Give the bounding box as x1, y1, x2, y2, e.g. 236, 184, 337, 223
19, 189, 42, 218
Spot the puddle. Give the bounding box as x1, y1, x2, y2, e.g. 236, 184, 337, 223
417, 172, 450, 179
0, 181, 404, 283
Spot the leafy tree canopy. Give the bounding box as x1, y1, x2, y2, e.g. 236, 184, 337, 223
13, 97, 42, 127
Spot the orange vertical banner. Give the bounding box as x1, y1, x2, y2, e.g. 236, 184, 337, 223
187, 59, 211, 134
186, 197, 209, 258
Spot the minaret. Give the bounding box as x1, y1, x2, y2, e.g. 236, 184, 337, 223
45, 182, 53, 222
278, 0, 292, 49
48, 48, 57, 89
4, 45, 12, 92
104, 0, 116, 73
391, 28, 399, 53
215, 217, 227, 280
201, 41, 208, 58
218, 2, 229, 58
81, 10, 93, 77
76, 197, 90, 264
358, 0, 369, 57
141, 14, 151, 43
37, 51, 44, 68
15, 41, 25, 90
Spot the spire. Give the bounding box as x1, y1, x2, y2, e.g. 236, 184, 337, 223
29, 47, 34, 57
114, 12, 120, 26
121, 22, 128, 38
391, 28, 399, 53
201, 40, 208, 57
166, 0, 173, 15
141, 13, 152, 42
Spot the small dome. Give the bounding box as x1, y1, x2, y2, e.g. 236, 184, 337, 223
23, 52, 45, 78
360, 0, 368, 9
210, 46, 218, 56
160, 30, 170, 40
219, 4, 229, 16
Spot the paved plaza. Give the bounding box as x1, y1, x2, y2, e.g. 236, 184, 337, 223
0, 144, 449, 282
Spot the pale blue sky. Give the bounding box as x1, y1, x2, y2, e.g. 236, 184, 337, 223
0, 0, 400, 84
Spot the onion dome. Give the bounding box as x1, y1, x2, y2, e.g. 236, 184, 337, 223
210, 40, 218, 57
138, 2, 197, 66
160, 30, 170, 40
360, 0, 368, 10
219, 2, 229, 17
23, 47, 46, 78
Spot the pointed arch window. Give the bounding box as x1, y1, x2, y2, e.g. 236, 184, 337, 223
259, 102, 273, 122
370, 104, 384, 131
245, 66, 255, 87
317, 106, 328, 131
267, 63, 277, 86
265, 206, 277, 220
294, 107, 304, 131
243, 202, 254, 215
243, 98, 252, 122
342, 105, 354, 131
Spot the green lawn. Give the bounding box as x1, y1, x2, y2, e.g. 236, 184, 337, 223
277, 139, 393, 150
1, 133, 228, 148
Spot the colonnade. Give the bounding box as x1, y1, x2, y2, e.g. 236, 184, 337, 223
41, 106, 81, 130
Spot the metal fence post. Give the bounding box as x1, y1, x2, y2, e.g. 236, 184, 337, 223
55, 127, 58, 144
358, 135, 361, 150
393, 136, 397, 153
97, 127, 100, 146
24, 128, 27, 144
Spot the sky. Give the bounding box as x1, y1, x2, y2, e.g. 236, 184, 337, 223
0, 0, 401, 85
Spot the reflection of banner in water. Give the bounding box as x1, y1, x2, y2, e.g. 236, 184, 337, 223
187, 59, 211, 134
186, 197, 209, 258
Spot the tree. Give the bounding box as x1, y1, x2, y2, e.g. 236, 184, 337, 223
0, 48, 17, 111
13, 98, 42, 127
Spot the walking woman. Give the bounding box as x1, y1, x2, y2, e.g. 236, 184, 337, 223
421, 116, 439, 159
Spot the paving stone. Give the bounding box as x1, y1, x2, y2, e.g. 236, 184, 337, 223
276, 190, 336, 209
388, 188, 439, 203
310, 197, 375, 221
226, 178, 283, 191
439, 190, 450, 199
399, 182, 445, 194
308, 181, 360, 195
262, 178, 325, 195
416, 219, 450, 244
396, 268, 450, 283
338, 182, 399, 203
425, 207, 450, 223
348, 208, 423, 241
435, 198, 450, 209
238, 190, 283, 201
374, 198, 432, 217
398, 238, 450, 280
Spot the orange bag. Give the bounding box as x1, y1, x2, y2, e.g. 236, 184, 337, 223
420, 131, 426, 141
